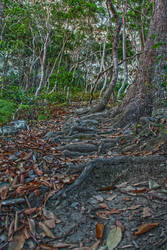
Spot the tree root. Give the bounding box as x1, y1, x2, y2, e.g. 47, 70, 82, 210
49, 155, 167, 202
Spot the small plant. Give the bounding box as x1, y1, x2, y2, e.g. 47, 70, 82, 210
0, 99, 16, 125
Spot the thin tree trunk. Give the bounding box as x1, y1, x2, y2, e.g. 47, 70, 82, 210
90, 1, 122, 112
118, 0, 128, 98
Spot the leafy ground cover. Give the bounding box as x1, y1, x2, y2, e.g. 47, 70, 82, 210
0, 104, 167, 250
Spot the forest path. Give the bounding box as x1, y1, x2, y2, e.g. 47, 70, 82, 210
0, 105, 167, 249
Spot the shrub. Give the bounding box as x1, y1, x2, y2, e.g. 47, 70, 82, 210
0, 99, 16, 125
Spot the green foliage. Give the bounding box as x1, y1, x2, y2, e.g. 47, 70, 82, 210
0, 85, 34, 105
114, 81, 128, 98
37, 113, 50, 121
0, 99, 16, 125
39, 90, 67, 103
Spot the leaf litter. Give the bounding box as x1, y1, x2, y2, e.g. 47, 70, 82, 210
0, 105, 167, 249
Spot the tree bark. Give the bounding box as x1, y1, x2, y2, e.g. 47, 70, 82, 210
90, 1, 122, 112
114, 0, 167, 127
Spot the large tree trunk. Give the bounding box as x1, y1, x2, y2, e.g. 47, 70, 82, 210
115, 0, 167, 127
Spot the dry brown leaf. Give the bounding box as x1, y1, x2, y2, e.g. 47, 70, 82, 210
133, 181, 148, 187
131, 188, 148, 194
122, 197, 131, 201
23, 227, 30, 239
42, 208, 55, 220
44, 219, 56, 229
142, 207, 151, 218
127, 205, 141, 210
39, 222, 55, 239
34, 189, 40, 197
33, 165, 43, 176
53, 242, 73, 248
22, 152, 33, 160
28, 218, 36, 235
134, 222, 159, 236
164, 178, 167, 189
1, 186, 9, 200
116, 182, 128, 188
8, 219, 14, 239
14, 212, 18, 232
115, 220, 125, 232
96, 210, 112, 219
8, 232, 26, 250
98, 185, 115, 191
96, 222, 104, 239
94, 195, 104, 202
90, 239, 101, 250
99, 202, 110, 210
110, 208, 121, 214
106, 194, 117, 201
39, 243, 57, 250
24, 207, 40, 215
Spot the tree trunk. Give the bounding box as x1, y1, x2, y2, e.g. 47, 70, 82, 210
90, 1, 122, 112
115, 0, 167, 127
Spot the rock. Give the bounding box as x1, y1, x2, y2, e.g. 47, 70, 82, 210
62, 150, 86, 158
71, 202, 79, 209
78, 119, 99, 127
58, 143, 98, 153
43, 131, 57, 139
0, 120, 27, 135
139, 116, 155, 125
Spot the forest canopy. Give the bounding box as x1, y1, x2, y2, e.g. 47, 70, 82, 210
0, 0, 166, 124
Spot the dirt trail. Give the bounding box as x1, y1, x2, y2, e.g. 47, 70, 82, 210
0, 106, 167, 249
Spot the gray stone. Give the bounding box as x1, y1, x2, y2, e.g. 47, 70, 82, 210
0, 120, 27, 135
58, 143, 97, 153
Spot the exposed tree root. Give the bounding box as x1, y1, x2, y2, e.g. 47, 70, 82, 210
50, 155, 167, 202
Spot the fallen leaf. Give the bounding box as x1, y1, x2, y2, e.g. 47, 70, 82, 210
8, 219, 14, 239
122, 197, 131, 201
142, 207, 151, 218
53, 242, 72, 248
115, 221, 125, 232
164, 178, 167, 189
39, 222, 55, 239
96, 222, 104, 239
134, 222, 159, 236
24, 207, 40, 215
98, 185, 115, 191
28, 218, 36, 235
110, 208, 121, 214
33, 165, 43, 176
94, 195, 104, 202
106, 225, 122, 250
1, 186, 9, 200
90, 239, 101, 250
34, 189, 40, 197
106, 194, 117, 201
116, 182, 128, 188
22, 152, 33, 160
133, 181, 148, 187
44, 219, 56, 229
39, 243, 57, 250
42, 208, 57, 221
131, 188, 148, 194
96, 210, 112, 219
149, 180, 160, 189
99, 202, 110, 210
127, 205, 141, 210
8, 231, 26, 250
